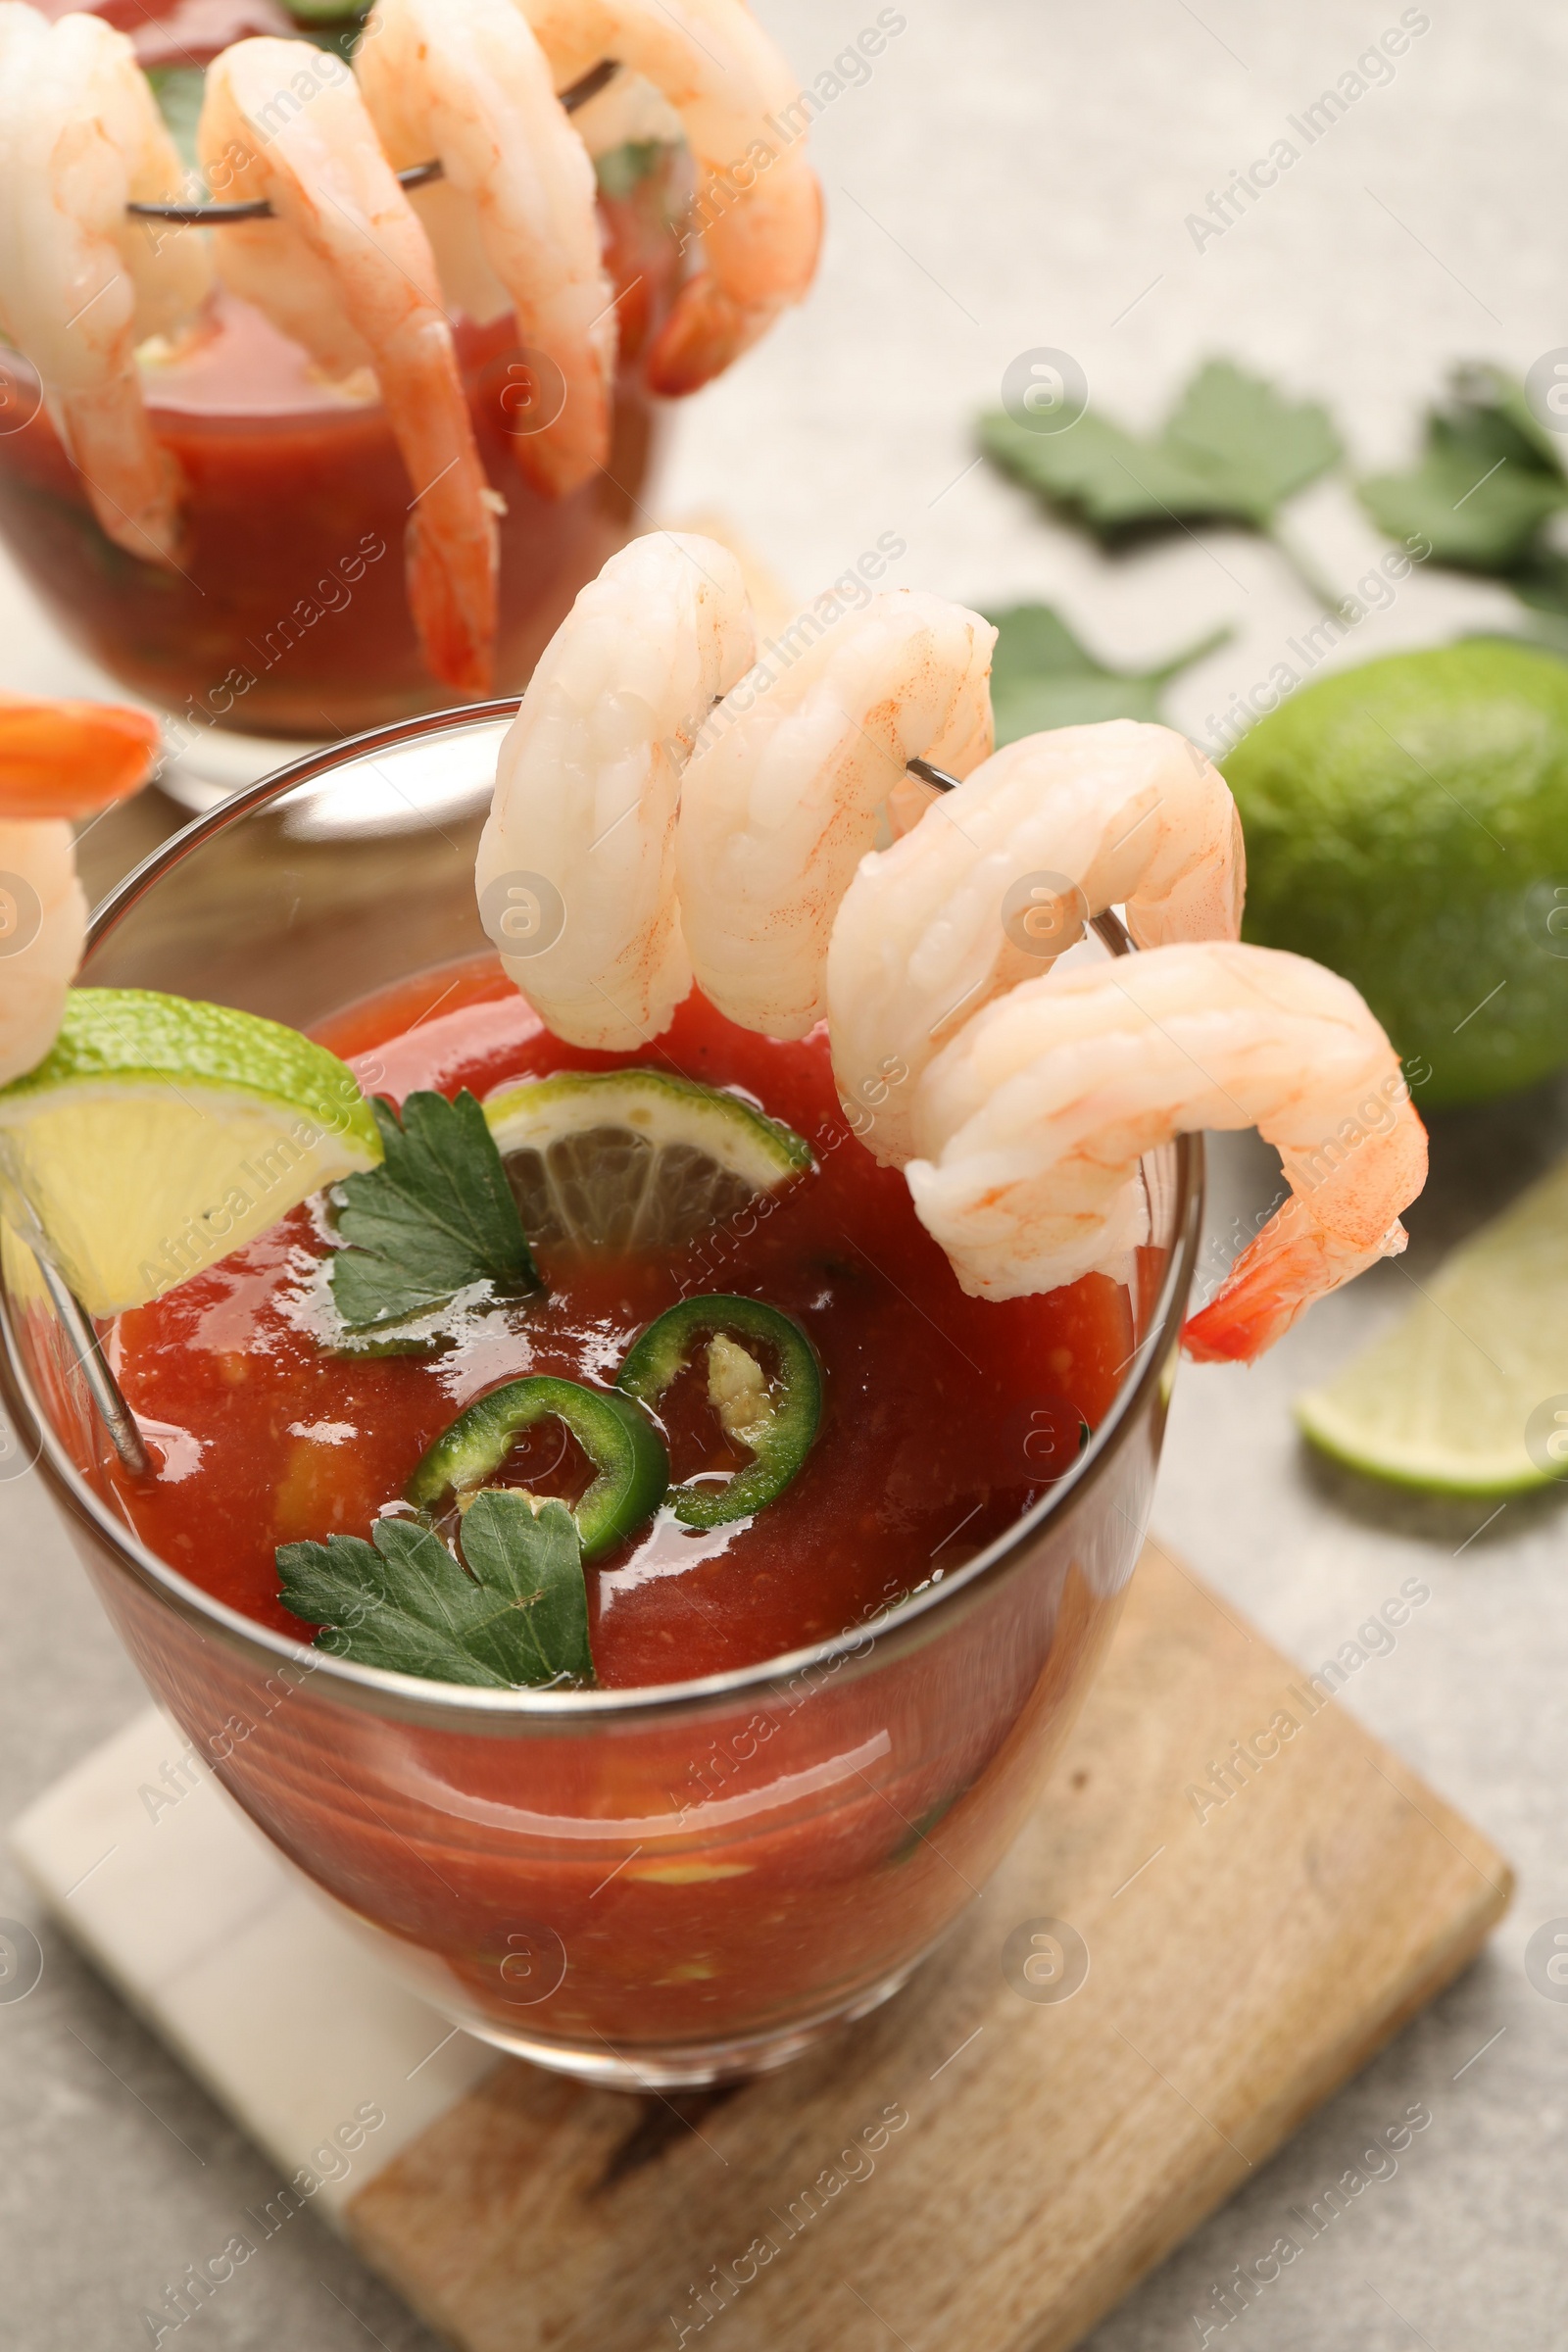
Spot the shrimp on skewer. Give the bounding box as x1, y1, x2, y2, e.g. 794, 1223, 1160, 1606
0, 694, 157, 1088
356, 0, 615, 498
198, 39, 498, 693
677, 591, 996, 1041
514, 0, 822, 394
0, 6, 212, 565
906, 941, 1427, 1363
828, 720, 1245, 1165
476, 532, 754, 1051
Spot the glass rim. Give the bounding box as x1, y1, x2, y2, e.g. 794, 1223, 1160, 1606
0, 703, 1206, 1730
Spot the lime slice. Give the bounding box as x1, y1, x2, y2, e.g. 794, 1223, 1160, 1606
483, 1068, 812, 1251
0, 989, 380, 1317
1297, 1154, 1568, 1494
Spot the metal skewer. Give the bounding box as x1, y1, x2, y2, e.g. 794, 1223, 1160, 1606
905, 756, 958, 795
125, 56, 620, 225
28, 1249, 151, 1478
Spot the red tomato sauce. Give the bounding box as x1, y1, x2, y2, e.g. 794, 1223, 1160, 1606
0, 158, 681, 733
109, 957, 1135, 1690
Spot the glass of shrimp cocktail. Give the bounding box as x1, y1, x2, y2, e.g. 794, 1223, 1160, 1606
0, 1, 820, 760
0, 713, 1202, 2085
0, 543, 1425, 2084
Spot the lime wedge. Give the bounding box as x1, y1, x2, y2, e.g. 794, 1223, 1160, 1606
1297, 1153, 1568, 1494
0, 989, 380, 1316
483, 1068, 812, 1251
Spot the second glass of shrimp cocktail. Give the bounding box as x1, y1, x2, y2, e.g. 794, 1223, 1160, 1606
0, 544, 1426, 2083
0, 0, 822, 775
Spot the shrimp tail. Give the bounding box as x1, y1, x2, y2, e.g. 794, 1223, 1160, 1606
647, 167, 823, 397
405, 500, 498, 696
1182, 1196, 1409, 1364
646, 279, 772, 398
0, 693, 159, 817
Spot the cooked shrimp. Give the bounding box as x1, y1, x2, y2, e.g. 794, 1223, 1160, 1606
0, 692, 161, 816
198, 38, 498, 692
906, 942, 1427, 1363
0, 819, 87, 1091
0, 694, 157, 1087
356, 0, 614, 498
828, 720, 1245, 1165
514, 0, 822, 394
0, 6, 211, 564
677, 591, 996, 1040
476, 532, 754, 1050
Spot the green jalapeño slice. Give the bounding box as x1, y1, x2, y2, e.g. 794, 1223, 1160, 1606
407, 1376, 668, 1561
617, 1296, 822, 1530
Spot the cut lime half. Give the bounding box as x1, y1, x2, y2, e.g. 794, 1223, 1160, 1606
483, 1068, 812, 1252
1297, 1153, 1568, 1495
0, 989, 380, 1317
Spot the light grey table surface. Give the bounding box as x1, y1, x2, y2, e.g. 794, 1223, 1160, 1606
3, 2, 1566, 2345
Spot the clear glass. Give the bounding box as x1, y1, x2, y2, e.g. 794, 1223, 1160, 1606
0, 154, 683, 740
0, 710, 1203, 2086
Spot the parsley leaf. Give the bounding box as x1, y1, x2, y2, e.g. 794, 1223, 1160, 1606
328, 1090, 541, 1337
980, 358, 1343, 540
458, 1491, 594, 1682
276, 1494, 594, 1689
1163, 361, 1343, 522
986, 604, 1230, 745
1358, 365, 1568, 573
980, 408, 1228, 534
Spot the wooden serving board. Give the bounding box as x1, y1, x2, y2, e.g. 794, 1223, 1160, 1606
341, 1544, 1511, 2352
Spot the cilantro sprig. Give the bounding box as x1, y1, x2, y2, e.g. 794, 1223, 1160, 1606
328, 1089, 541, 1340
981, 358, 1345, 608
985, 604, 1230, 745
1358, 364, 1568, 615
277, 1494, 594, 1689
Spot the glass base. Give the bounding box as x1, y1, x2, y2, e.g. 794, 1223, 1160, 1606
286, 1858, 949, 2091
447, 1953, 934, 2089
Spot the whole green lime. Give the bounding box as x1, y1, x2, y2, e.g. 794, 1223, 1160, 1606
1223, 640, 1568, 1107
